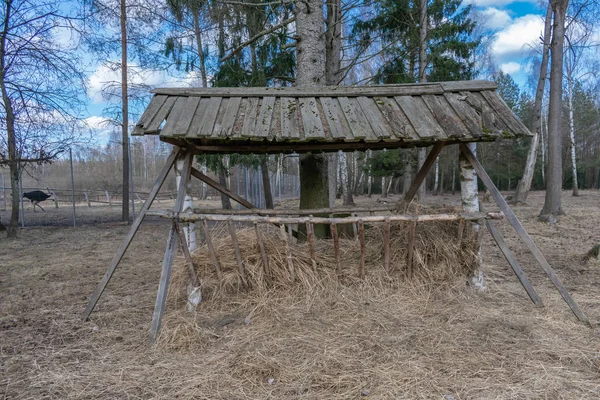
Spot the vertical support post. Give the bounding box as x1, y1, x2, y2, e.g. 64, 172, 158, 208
281, 224, 295, 282
307, 219, 317, 271
18, 164, 24, 227
331, 223, 341, 278
459, 143, 588, 323
52, 190, 58, 208
83, 147, 180, 321
150, 150, 194, 344
406, 220, 417, 278
358, 219, 365, 279
383, 218, 391, 271
129, 142, 135, 220
84, 191, 91, 207
105, 190, 111, 206
176, 154, 197, 251
69, 148, 77, 227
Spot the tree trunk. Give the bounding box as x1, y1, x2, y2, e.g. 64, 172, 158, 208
417, 148, 427, 200
513, 3, 552, 204
260, 155, 274, 208
297, 0, 329, 238
219, 169, 232, 209
540, 0, 568, 218
402, 154, 412, 195
339, 151, 354, 206
459, 143, 483, 289
367, 149, 373, 197
433, 156, 439, 194
193, 10, 208, 88
328, 153, 337, 207
121, 0, 130, 222
567, 77, 579, 196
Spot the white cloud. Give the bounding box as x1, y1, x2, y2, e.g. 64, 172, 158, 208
466, 0, 535, 7
492, 14, 544, 58
500, 61, 520, 74
479, 7, 512, 30
83, 116, 114, 136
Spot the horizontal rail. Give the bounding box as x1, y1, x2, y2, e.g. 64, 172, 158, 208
191, 206, 397, 216
146, 210, 503, 225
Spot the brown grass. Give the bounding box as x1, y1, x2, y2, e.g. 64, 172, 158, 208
1, 191, 600, 399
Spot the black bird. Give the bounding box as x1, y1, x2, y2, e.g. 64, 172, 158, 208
23, 190, 52, 212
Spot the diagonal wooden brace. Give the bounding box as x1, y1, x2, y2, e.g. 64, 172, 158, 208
459, 143, 588, 324
402, 142, 446, 206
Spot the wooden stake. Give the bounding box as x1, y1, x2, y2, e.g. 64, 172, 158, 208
459, 143, 588, 324
84, 191, 91, 207
150, 150, 194, 344
83, 147, 180, 321
457, 218, 465, 245
202, 218, 222, 280
406, 220, 417, 278
383, 218, 391, 271
254, 222, 270, 280
485, 219, 543, 306
307, 220, 317, 271
281, 224, 295, 281
331, 223, 342, 278
358, 220, 365, 279
228, 220, 247, 286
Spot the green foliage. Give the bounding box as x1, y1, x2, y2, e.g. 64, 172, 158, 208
353, 0, 479, 83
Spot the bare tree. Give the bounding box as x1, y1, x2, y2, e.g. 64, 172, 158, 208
0, 0, 86, 237
540, 0, 569, 219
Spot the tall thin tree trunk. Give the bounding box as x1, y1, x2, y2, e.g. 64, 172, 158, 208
541, 0, 569, 218
260, 155, 274, 208
513, 3, 552, 204
367, 149, 373, 197
416, 0, 428, 201
567, 77, 579, 196
219, 169, 232, 209
193, 11, 208, 88
121, 0, 130, 222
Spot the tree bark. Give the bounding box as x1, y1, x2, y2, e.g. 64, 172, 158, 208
296, 0, 329, 238
513, 3, 552, 204
460, 143, 483, 289
260, 155, 274, 208
540, 0, 568, 218
219, 169, 232, 210
566, 76, 579, 196
192, 10, 208, 88
121, 0, 130, 222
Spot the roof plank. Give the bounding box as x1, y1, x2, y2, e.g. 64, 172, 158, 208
186, 97, 210, 137
161, 97, 188, 136
373, 97, 418, 140
146, 96, 177, 133
422, 95, 467, 138
135, 95, 167, 132
299, 97, 325, 139
213, 97, 242, 137
395, 96, 445, 139
357, 96, 394, 140
280, 97, 300, 139
241, 97, 260, 138
173, 96, 201, 136
320, 97, 347, 139
338, 97, 377, 141
442, 92, 484, 138
256, 96, 276, 138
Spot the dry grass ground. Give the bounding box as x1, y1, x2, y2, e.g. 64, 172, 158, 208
1, 190, 600, 399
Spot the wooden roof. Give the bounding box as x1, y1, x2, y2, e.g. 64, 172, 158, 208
132, 80, 531, 154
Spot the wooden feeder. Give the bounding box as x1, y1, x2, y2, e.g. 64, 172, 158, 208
82, 80, 589, 344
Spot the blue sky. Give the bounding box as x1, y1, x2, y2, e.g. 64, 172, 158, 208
81, 0, 549, 138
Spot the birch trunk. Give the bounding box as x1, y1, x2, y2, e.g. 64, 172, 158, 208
367, 149, 373, 197
121, 0, 130, 222
567, 77, 579, 196
460, 143, 484, 290
513, 3, 552, 204
540, 0, 568, 218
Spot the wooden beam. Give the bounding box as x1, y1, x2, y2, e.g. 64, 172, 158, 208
383, 218, 391, 271
174, 221, 199, 287
149, 151, 194, 344
358, 220, 365, 279
406, 220, 417, 279
459, 143, 588, 323
190, 167, 255, 209
485, 219, 543, 307
82, 147, 180, 321
403, 142, 446, 205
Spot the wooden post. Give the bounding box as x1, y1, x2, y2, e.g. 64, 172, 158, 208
485, 220, 543, 306
174, 221, 199, 287
228, 220, 247, 286
406, 220, 417, 278
331, 223, 341, 278
105, 190, 111, 206
149, 150, 195, 344
254, 222, 270, 280
84, 191, 91, 207
383, 218, 391, 271
358, 220, 365, 279
202, 218, 222, 279
457, 218, 465, 245
459, 143, 588, 323
403, 142, 445, 205
307, 220, 317, 271
52, 190, 59, 208
83, 147, 180, 321
281, 224, 295, 281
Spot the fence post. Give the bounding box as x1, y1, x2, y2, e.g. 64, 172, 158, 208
105, 190, 111, 206
69, 148, 77, 227
84, 191, 91, 207
52, 190, 59, 208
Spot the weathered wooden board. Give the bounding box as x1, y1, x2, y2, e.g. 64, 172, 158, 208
213, 97, 242, 137
320, 97, 347, 139
280, 97, 300, 139
186, 97, 210, 138
395, 96, 445, 139
197, 97, 222, 137
356, 96, 393, 140
135, 95, 167, 134
338, 96, 377, 141
241, 98, 260, 138
443, 92, 483, 138
161, 97, 188, 136
422, 95, 466, 138
256, 96, 276, 137
173, 96, 201, 136
373, 97, 417, 140
146, 96, 177, 133
299, 97, 325, 139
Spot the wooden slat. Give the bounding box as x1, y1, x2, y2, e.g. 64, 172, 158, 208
373, 97, 418, 140
356, 96, 393, 139
406, 220, 416, 278
280, 97, 300, 139
480, 90, 530, 134
383, 218, 391, 271
337, 97, 376, 141
395, 96, 445, 139
464, 91, 508, 133
331, 223, 342, 278
202, 219, 223, 279
256, 96, 276, 137
146, 96, 177, 133
443, 92, 484, 138
197, 97, 222, 137
281, 224, 295, 281
161, 97, 188, 136
307, 221, 317, 271
190, 167, 255, 209
228, 220, 247, 286
320, 97, 347, 139
254, 223, 270, 281
213, 97, 242, 137
422, 95, 467, 138
439, 80, 497, 92
135, 95, 167, 132
459, 143, 589, 323
299, 97, 325, 139
173, 97, 201, 135
402, 142, 445, 205
241, 97, 260, 138
358, 220, 365, 279
186, 97, 210, 137
485, 219, 543, 306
